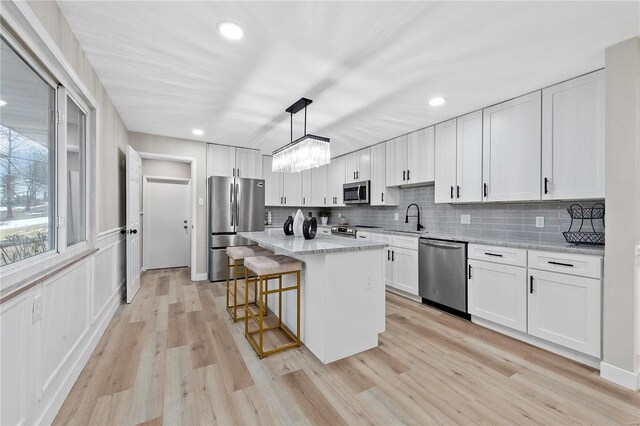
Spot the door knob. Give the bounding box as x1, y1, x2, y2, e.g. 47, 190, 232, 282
184, 220, 187, 224
129, 229, 137, 234
183, 225, 188, 229
120, 229, 127, 235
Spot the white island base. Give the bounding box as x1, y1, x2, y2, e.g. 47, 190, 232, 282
240, 231, 386, 364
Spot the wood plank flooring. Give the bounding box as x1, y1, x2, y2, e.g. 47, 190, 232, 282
54, 268, 640, 425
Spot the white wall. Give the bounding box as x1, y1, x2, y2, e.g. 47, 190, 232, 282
601, 37, 640, 390
129, 132, 208, 278
142, 158, 191, 179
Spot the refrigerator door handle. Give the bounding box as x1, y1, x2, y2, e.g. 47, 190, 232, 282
235, 183, 240, 229
229, 183, 234, 226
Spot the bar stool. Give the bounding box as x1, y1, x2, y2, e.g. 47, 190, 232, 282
226, 245, 274, 322
243, 255, 302, 358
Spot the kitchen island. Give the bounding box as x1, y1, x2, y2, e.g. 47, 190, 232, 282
239, 228, 387, 363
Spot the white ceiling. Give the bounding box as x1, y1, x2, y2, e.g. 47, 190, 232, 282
56, 1, 639, 157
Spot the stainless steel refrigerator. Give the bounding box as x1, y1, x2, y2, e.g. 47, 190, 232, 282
208, 176, 265, 281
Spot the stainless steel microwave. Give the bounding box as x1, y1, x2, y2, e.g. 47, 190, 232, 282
343, 181, 370, 204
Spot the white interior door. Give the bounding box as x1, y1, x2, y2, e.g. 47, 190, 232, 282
144, 178, 190, 270
126, 146, 142, 303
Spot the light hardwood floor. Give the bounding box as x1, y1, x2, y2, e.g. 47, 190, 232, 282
54, 268, 640, 425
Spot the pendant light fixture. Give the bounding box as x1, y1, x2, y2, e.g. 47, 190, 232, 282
272, 98, 330, 173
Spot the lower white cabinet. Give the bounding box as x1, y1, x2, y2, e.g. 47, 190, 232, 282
528, 269, 601, 358
392, 247, 419, 295
468, 259, 527, 332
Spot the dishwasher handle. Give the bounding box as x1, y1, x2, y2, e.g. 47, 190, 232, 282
420, 240, 464, 250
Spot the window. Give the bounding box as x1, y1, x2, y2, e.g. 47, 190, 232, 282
0, 37, 56, 266
66, 97, 86, 245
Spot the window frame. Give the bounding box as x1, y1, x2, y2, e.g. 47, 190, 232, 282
0, 26, 96, 288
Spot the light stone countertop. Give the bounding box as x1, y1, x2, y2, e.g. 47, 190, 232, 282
239, 228, 388, 255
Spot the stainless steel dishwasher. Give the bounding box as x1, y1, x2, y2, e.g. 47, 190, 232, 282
418, 238, 469, 318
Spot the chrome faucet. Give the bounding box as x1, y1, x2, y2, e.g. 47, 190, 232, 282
405, 203, 424, 231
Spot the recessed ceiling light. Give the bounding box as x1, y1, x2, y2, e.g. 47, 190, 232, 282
429, 97, 445, 106
218, 22, 244, 40
0, 100, 6, 107
192, 129, 204, 136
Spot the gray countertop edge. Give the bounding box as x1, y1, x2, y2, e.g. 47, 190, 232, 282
239, 231, 388, 255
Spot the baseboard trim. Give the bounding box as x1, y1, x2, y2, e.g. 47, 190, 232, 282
385, 286, 422, 303
600, 362, 640, 391
37, 289, 121, 425
194, 273, 208, 282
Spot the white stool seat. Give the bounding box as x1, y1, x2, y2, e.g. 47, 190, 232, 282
245, 255, 302, 276
226, 245, 273, 260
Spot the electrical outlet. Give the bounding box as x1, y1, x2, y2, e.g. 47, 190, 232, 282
198, 197, 204, 206
536, 216, 545, 228
461, 214, 471, 225
338, 212, 342, 218
394, 213, 399, 221
32, 296, 42, 324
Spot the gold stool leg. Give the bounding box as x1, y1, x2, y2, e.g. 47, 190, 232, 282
244, 266, 249, 337
259, 276, 264, 358
226, 255, 231, 309
296, 270, 301, 346
233, 258, 239, 321
278, 274, 283, 327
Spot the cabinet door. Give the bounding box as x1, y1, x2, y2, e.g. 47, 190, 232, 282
328, 156, 346, 206
282, 172, 302, 206
528, 269, 601, 357
385, 136, 407, 186
483, 91, 542, 202
468, 260, 527, 332
207, 144, 236, 177
301, 169, 312, 207
357, 147, 371, 181
456, 111, 483, 203
392, 247, 419, 295
542, 70, 605, 200
370, 143, 399, 206
434, 119, 457, 203
407, 126, 434, 184
235, 148, 262, 179
345, 152, 359, 183
262, 156, 282, 206
310, 164, 328, 206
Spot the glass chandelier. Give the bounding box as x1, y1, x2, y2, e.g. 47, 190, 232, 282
272, 98, 330, 173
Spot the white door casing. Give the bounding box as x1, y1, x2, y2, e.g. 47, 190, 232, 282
126, 145, 142, 303
144, 178, 190, 270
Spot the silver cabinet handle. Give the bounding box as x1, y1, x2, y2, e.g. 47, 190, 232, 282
230, 183, 234, 226
419, 241, 463, 250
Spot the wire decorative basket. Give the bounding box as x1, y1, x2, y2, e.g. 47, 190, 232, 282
562, 203, 605, 246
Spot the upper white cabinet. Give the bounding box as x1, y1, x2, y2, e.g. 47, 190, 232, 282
370, 143, 399, 206
434, 119, 458, 203
327, 156, 346, 206
385, 135, 407, 186
235, 148, 262, 179
282, 172, 302, 206
385, 128, 435, 187
207, 144, 262, 179
345, 148, 371, 183
542, 70, 605, 200
311, 165, 329, 206
407, 127, 435, 184
482, 91, 542, 202
456, 111, 484, 202
301, 169, 312, 207
262, 156, 282, 206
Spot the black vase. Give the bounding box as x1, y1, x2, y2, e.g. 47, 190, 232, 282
283, 216, 294, 235
303, 212, 317, 240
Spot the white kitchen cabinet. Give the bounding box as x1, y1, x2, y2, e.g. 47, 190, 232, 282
327, 156, 346, 206
207, 144, 261, 178
370, 143, 399, 206
385, 135, 407, 186
468, 259, 527, 332
542, 70, 605, 200
311, 165, 329, 206
207, 144, 236, 177
345, 148, 371, 183
407, 126, 435, 184
528, 269, 601, 357
301, 169, 312, 207
456, 110, 483, 202
262, 156, 283, 206
370, 233, 393, 287
434, 119, 457, 203
392, 247, 419, 295
282, 171, 302, 206
482, 91, 542, 202
235, 147, 262, 179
